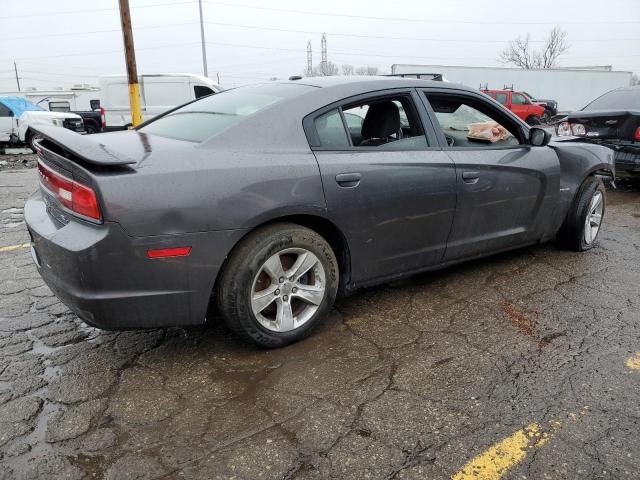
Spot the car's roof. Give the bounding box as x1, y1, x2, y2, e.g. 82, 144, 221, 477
275, 75, 475, 93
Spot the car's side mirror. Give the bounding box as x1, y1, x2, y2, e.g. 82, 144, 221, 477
529, 127, 551, 147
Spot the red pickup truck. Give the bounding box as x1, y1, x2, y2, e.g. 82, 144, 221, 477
481, 89, 546, 125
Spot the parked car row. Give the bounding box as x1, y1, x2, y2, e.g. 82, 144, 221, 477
0, 96, 84, 151
0, 73, 222, 142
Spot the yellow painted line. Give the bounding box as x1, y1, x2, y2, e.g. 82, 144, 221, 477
626, 352, 640, 370
452, 408, 589, 480
0, 243, 30, 252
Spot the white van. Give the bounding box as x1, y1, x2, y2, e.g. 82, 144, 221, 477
99, 73, 222, 130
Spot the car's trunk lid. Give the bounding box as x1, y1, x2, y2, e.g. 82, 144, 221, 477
565, 109, 640, 142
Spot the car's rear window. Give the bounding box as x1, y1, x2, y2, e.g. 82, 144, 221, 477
139, 83, 314, 142
583, 88, 640, 111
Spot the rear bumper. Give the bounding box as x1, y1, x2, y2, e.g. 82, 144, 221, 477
25, 190, 243, 330
613, 150, 640, 173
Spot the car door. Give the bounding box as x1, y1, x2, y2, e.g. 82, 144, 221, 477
420, 88, 561, 262
0, 102, 15, 142
305, 89, 457, 285
510, 92, 530, 121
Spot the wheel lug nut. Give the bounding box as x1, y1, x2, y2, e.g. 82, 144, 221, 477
279, 277, 284, 283
292, 287, 298, 293
283, 295, 288, 301
274, 289, 280, 295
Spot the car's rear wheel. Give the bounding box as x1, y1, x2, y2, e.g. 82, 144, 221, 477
26, 130, 42, 153
217, 223, 339, 347
557, 176, 606, 251
540, 109, 552, 124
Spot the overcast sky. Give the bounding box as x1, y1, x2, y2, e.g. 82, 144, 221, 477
0, 0, 638, 91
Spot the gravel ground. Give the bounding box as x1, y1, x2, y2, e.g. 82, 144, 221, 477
0, 152, 37, 172
0, 166, 639, 479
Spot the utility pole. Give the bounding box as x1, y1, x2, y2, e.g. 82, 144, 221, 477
306, 40, 312, 76
118, 0, 143, 126
13, 61, 20, 92
198, 0, 208, 77
321, 33, 327, 75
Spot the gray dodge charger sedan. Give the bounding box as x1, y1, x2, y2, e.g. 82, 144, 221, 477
25, 77, 613, 347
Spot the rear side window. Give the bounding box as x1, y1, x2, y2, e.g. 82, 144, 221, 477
496, 93, 507, 105
315, 109, 349, 147
139, 83, 313, 142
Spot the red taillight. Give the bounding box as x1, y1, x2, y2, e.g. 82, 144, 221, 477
634, 126, 640, 141
37, 160, 101, 220
147, 247, 192, 259
100, 107, 106, 128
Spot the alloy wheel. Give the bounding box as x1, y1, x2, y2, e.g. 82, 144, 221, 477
251, 248, 326, 333
584, 191, 603, 245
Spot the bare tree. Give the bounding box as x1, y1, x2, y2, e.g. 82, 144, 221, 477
341, 64, 355, 76
499, 26, 570, 69
356, 66, 379, 76
313, 60, 339, 76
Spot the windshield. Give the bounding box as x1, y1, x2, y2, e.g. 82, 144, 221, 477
0, 97, 45, 117
139, 83, 314, 142
582, 88, 640, 111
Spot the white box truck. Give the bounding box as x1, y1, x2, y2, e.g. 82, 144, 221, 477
391, 64, 633, 112
99, 73, 222, 130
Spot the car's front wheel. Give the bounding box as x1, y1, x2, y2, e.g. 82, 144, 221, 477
217, 223, 339, 347
557, 176, 606, 251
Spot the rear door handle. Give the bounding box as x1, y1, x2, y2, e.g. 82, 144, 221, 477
462, 171, 480, 184
335, 172, 361, 188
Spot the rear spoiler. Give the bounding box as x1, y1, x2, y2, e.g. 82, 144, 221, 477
32, 126, 136, 166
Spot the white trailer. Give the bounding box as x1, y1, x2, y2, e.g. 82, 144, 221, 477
391, 64, 633, 111
0, 86, 100, 112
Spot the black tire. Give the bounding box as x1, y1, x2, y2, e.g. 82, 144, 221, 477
526, 115, 542, 126
84, 122, 98, 134
541, 108, 552, 124
216, 223, 339, 348
26, 130, 41, 153
556, 176, 606, 251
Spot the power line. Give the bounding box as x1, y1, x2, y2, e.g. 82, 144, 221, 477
204, 1, 640, 25
4, 43, 201, 61
1, 22, 199, 42
1, 1, 197, 20
203, 20, 640, 44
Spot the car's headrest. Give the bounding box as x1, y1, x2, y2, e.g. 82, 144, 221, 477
361, 101, 400, 139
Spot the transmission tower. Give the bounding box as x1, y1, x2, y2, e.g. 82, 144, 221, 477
321, 32, 327, 74
306, 40, 313, 76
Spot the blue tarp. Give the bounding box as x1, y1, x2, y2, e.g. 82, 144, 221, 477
0, 96, 45, 118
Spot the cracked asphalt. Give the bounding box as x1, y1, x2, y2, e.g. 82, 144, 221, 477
1, 158, 640, 479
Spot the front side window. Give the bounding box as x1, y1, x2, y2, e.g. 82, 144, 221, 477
140, 83, 313, 142
426, 93, 522, 148
512, 93, 527, 105
0, 103, 12, 117
194, 85, 214, 99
